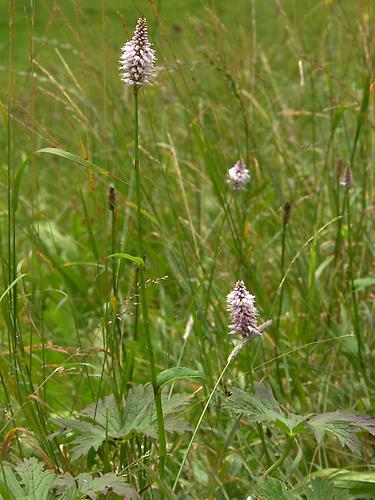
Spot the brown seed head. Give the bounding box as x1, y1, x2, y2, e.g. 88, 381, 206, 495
108, 185, 116, 211
340, 166, 352, 188
336, 158, 344, 178
282, 202, 292, 226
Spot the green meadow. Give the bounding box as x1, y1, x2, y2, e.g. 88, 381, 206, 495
0, 0, 374, 498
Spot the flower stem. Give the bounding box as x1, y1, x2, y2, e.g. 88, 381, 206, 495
173, 320, 273, 492
274, 215, 288, 395
173, 358, 231, 492
133, 90, 167, 490
263, 434, 294, 477
346, 191, 367, 384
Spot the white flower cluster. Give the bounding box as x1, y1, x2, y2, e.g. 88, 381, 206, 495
119, 17, 155, 88
227, 160, 250, 191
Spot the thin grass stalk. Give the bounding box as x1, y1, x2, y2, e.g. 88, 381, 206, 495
0, 365, 24, 460
108, 188, 122, 374
144, 101, 214, 379
7, 0, 17, 390
6, 0, 35, 424
274, 211, 288, 394
103, 245, 119, 404
173, 358, 231, 492
108, 207, 120, 399
345, 192, 366, 383
129, 266, 140, 385
245, 352, 272, 467
110, 203, 117, 298
326, 185, 346, 330
133, 89, 167, 488
26, 0, 42, 404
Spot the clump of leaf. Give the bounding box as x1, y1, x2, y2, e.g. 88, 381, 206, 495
308, 411, 375, 454
0, 457, 139, 500
253, 476, 296, 500
0, 457, 55, 500
222, 382, 375, 451
304, 478, 349, 500
54, 471, 140, 499
252, 477, 349, 500
314, 468, 375, 498
53, 384, 192, 460
222, 382, 309, 436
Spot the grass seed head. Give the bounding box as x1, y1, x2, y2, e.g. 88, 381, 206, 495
108, 185, 116, 211
336, 157, 344, 178
282, 201, 292, 225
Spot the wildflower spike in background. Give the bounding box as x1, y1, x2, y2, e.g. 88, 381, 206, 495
119, 17, 155, 89
227, 159, 250, 191
340, 165, 353, 188
226, 281, 260, 338
120, 16, 167, 493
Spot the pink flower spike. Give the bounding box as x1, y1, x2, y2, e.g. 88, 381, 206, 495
227, 160, 250, 191
119, 17, 156, 88
226, 281, 260, 338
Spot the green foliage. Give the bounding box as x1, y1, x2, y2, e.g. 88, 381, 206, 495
156, 367, 205, 392
223, 383, 375, 452
54, 472, 140, 499
253, 476, 296, 500
314, 469, 375, 498
0, 458, 55, 500
252, 477, 348, 500
353, 277, 375, 291
0, 458, 139, 499
304, 479, 349, 500
309, 411, 375, 454
36, 148, 116, 183
109, 253, 145, 269
222, 383, 309, 435
54, 385, 192, 460
1, 1, 374, 498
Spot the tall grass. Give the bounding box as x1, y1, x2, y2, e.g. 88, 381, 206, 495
0, 0, 374, 498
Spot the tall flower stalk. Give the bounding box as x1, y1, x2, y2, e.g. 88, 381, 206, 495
342, 168, 366, 383
274, 201, 291, 394
173, 281, 271, 491
120, 17, 166, 490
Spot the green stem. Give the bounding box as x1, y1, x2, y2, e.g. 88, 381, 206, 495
257, 422, 272, 467
263, 434, 294, 477
111, 206, 117, 298
246, 349, 272, 466
274, 218, 287, 395
346, 191, 366, 383
133, 89, 167, 490
326, 187, 346, 330
173, 320, 272, 492
173, 359, 231, 492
